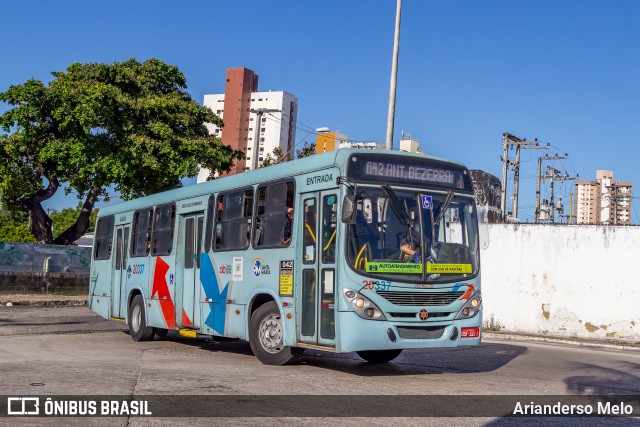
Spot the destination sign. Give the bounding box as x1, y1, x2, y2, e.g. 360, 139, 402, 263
347, 154, 473, 192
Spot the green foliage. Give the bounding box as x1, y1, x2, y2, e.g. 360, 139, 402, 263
296, 141, 316, 159
260, 141, 317, 168
0, 209, 37, 243
260, 147, 286, 167
50, 203, 99, 238
0, 58, 244, 244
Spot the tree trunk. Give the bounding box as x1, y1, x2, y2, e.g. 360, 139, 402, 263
24, 200, 54, 244
53, 185, 101, 245
21, 176, 59, 244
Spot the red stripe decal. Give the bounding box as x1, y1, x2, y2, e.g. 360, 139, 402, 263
182, 308, 193, 327
460, 284, 475, 301
151, 258, 175, 329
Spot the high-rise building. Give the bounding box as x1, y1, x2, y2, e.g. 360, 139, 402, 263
574, 170, 632, 225
197, 67, 298, 182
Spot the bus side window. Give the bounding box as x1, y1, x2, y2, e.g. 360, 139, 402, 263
214, 188, 253, 251
131, 209, 153, 257
254, 181, 294, 248
94, 216, 115, 260
152, 204, 176, 256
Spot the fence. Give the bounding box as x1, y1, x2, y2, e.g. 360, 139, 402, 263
0, 241, 90, 295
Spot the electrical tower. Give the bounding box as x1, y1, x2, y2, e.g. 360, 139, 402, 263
500, 133, 547, 222
540, 165, 578, 223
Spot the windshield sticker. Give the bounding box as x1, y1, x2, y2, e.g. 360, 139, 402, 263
427, 264, 473, 274
421, 195, 433, 210
366, 262, 423, 274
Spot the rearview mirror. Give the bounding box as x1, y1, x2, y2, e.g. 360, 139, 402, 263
342, 195, 356, 224
477, 205, 490, 250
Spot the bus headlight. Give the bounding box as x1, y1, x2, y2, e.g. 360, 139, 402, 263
455, 292, 482, 320
343, 288, 387, 321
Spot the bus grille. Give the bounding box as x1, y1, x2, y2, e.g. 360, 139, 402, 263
376, 291, 464, 306
397, 326, 446, 339
389, 312, 451, 319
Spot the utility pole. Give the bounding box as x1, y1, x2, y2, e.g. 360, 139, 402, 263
536, 154, 566, 223
249, 108, 280, 171
500, 133, 546, 222
605, 183, 624, 225
541, 166, 577, 223
385, 0, 402, 150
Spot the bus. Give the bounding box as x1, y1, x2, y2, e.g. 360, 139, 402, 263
89, 148, 483, 365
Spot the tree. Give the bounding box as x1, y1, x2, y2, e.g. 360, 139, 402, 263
296, 141, 316, 159
0, 208, 37, 243
50, 203, 99, 239
260, 147, 286, 168
0, 58, 243, 244
260, 142, 317, 169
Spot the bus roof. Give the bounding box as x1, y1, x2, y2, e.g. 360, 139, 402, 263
97, 148, 467, 217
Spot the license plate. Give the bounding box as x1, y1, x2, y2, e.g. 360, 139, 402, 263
461, 327, 480, 338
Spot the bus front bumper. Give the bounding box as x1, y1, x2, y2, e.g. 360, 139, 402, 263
337, 310, 482, 353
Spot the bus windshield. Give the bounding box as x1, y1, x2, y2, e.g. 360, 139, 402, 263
346, 186, 479, 283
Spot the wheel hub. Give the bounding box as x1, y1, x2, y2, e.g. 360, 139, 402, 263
259, 314, 283, 353
132, 305, 141, 332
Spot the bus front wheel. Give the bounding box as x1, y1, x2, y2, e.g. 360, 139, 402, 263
129, 295, 155, 342
357, 349, 403, 363
249, 301, 302, 365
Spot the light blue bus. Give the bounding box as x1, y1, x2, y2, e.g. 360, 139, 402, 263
89, 148, 483, 365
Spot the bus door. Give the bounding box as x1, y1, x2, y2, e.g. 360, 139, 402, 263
297, 191, 339, 347
176, 212, 204, 329
111, 224, 130, 318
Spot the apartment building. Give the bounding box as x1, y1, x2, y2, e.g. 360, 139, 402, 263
575, 170, 632, 225
197, 67, 298, 182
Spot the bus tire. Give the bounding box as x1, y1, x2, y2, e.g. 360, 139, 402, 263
356, 349, 403, 363
128, 295, 155, 342
249, 301, 302, 365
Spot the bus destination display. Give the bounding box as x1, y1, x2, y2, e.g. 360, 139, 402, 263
347, 154, 473, 191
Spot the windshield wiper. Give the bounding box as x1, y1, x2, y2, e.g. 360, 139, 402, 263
429, 191, 454, 263
433, 191, 454, 228
382, 184, 411, 226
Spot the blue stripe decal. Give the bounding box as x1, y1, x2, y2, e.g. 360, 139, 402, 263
200, 253, 228, 335
451, 284, 463, 293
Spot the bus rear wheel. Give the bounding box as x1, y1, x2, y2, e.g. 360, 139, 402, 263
129, 295, 155, 342
249, 301, 302, 365
357, 349, 403, 363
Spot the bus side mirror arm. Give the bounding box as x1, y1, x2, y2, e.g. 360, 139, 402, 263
342, 195, 356, 224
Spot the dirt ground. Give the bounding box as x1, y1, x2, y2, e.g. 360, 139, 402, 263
0, 293, 87, 305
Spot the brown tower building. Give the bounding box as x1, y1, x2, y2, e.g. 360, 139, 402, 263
197, 67, 299, 181
221, 68, 259, 175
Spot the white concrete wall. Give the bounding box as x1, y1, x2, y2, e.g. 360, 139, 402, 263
482, 224, 640, 341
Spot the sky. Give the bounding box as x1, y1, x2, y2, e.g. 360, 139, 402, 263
1, 0, 639, 223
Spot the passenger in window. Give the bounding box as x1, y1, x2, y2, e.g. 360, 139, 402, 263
283, 205, 293, 244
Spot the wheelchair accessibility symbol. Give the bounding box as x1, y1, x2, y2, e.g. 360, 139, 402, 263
421, 195, 433, 210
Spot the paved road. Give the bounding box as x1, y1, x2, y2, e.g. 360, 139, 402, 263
1, 306, 639, 426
